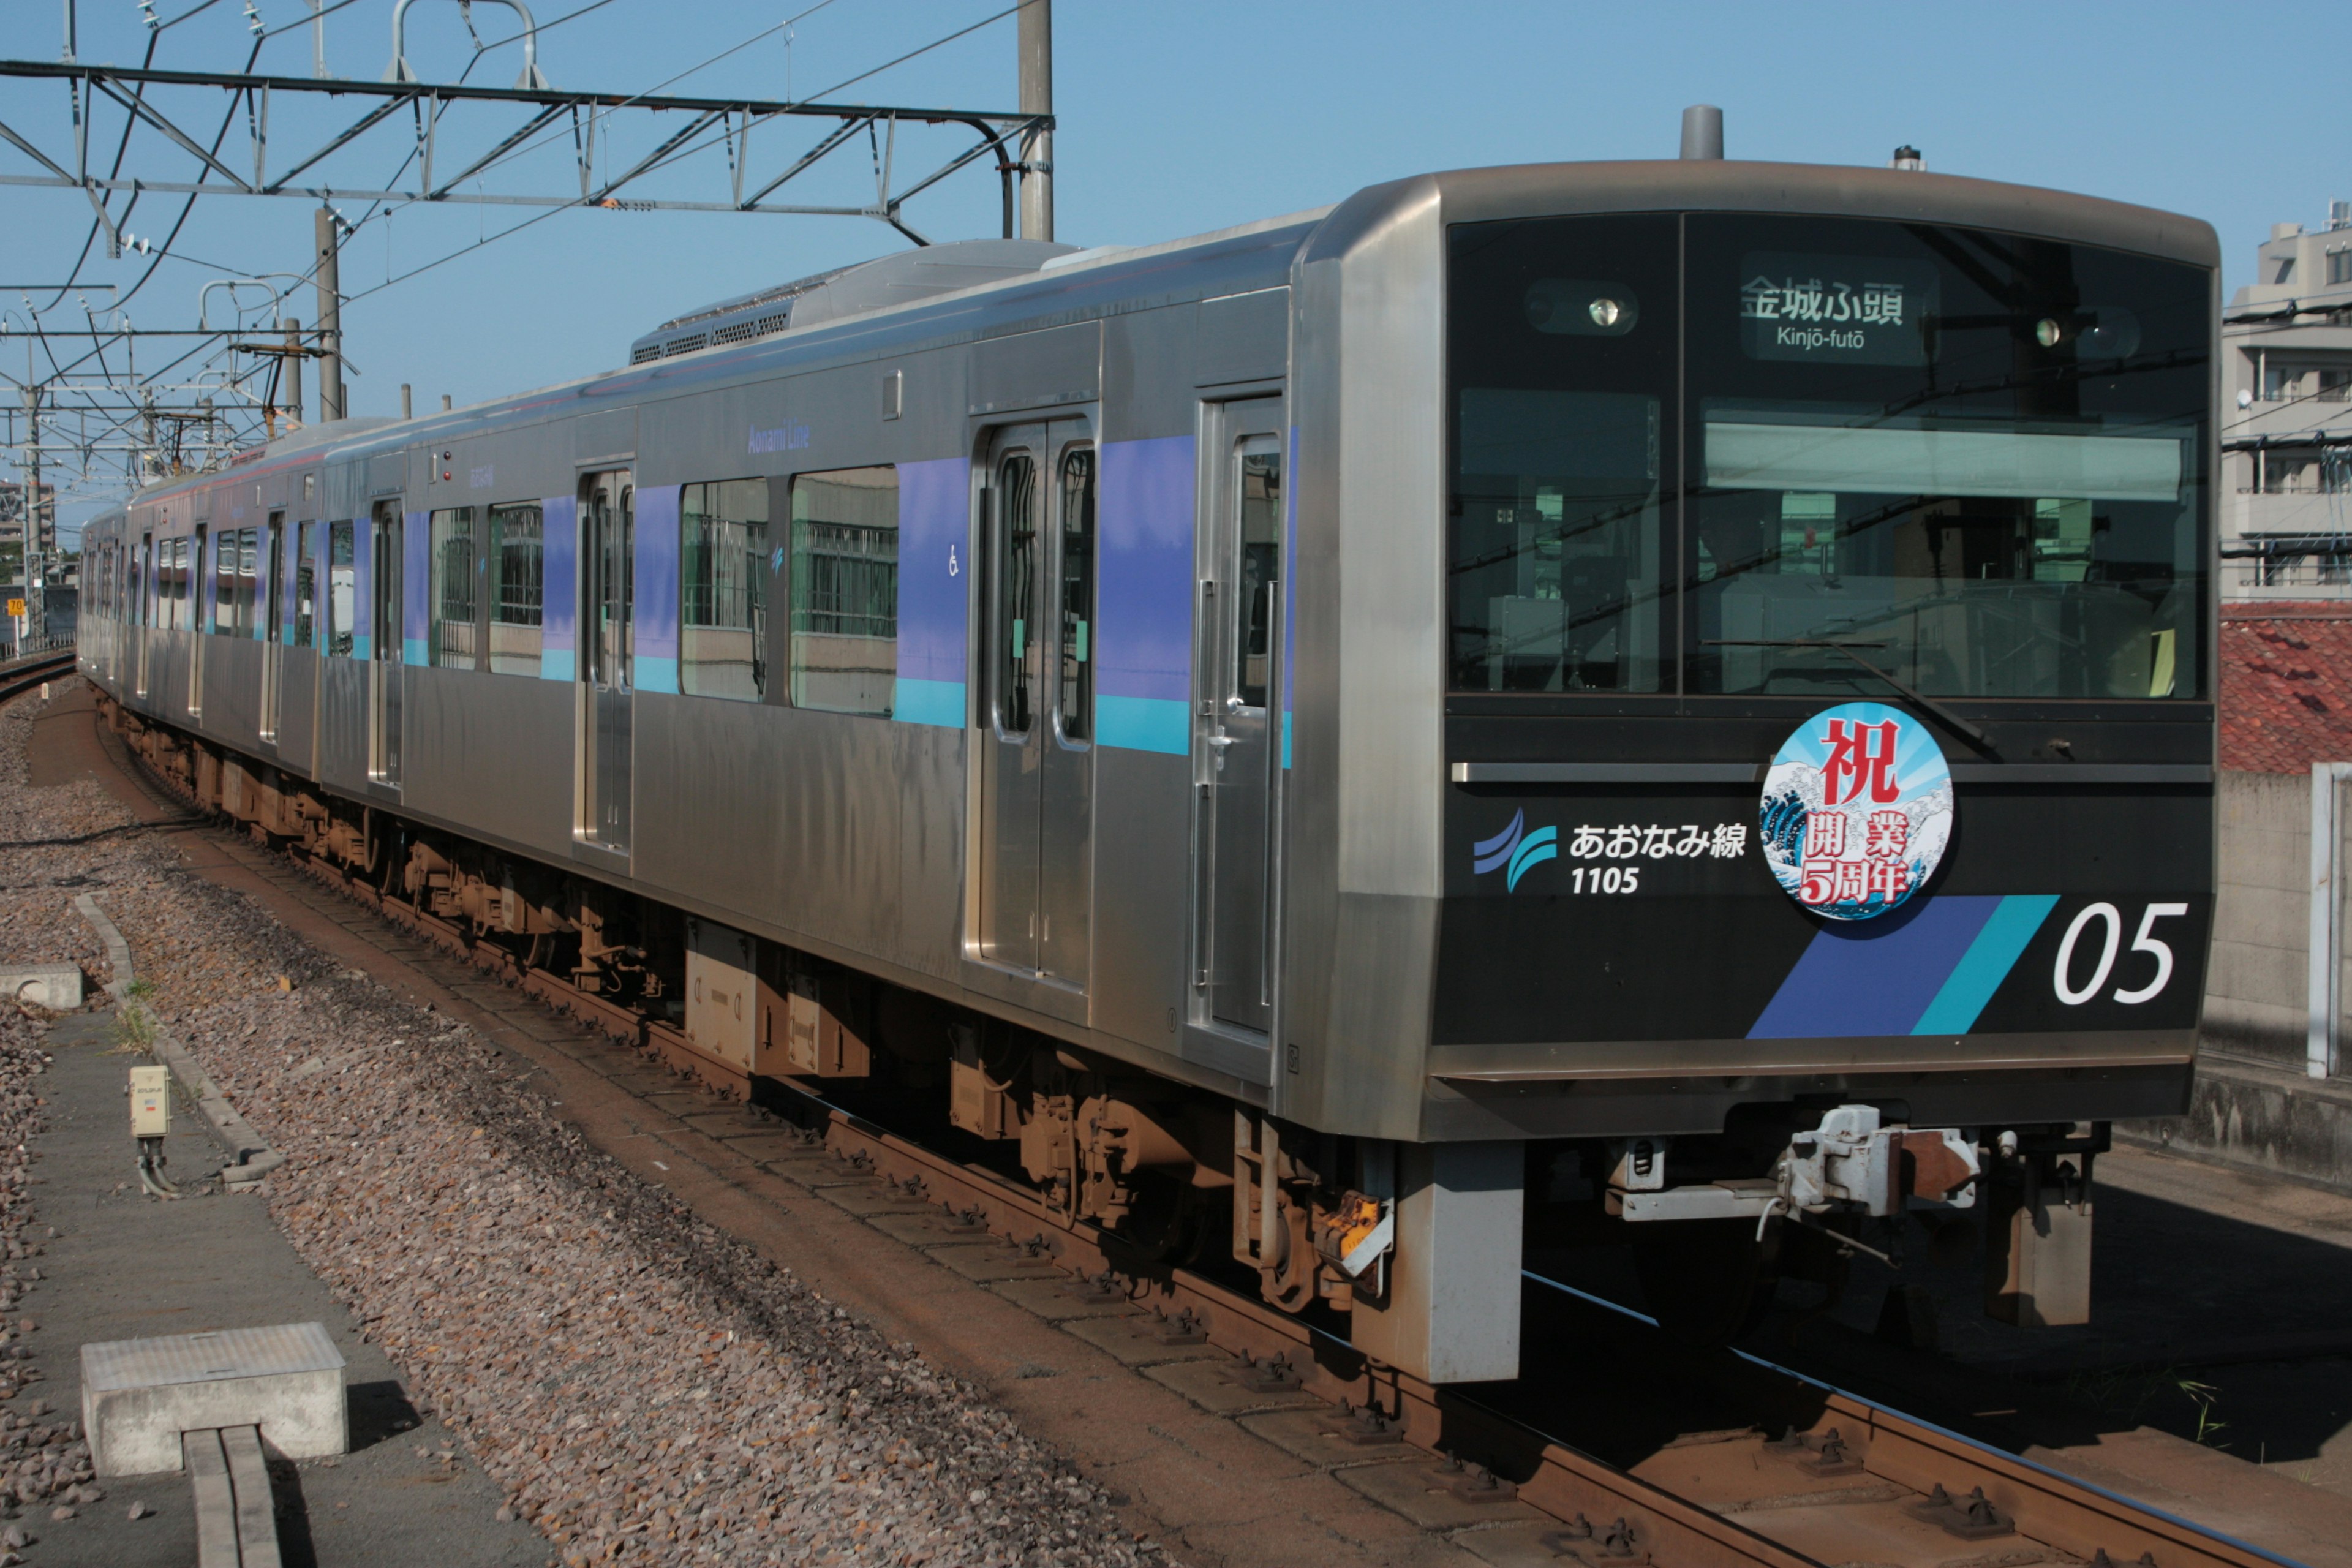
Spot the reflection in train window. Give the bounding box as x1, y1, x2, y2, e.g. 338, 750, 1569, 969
213, 527, 259, 638
429, 507, 478, 668
680, 479, 768, 701
328, 521, 355, 656
295, 522, 316, 648
789, 467, 898, 717
488, 502, 543, 676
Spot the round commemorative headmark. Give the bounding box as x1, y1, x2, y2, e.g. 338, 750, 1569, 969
1758, 701, 1953, 922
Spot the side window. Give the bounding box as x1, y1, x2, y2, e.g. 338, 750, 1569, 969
235, 527, 259, 637
328, 521, 355, 655
488, 502, 543, 676
788, 467, 899, 717
680, 478, 769, 701
429, 506, 478, 668
295, 522, 316, 648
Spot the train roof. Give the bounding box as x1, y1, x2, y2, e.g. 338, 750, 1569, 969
115, 156, 2218, 514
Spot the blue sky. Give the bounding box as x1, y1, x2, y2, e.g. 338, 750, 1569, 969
6, 1, 2344, 537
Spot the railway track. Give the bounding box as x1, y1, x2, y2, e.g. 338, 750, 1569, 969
77, 688, 2306, 1568
0, 648, 77, 706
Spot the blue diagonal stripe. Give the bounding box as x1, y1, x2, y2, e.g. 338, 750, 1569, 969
1749, 896, 2000, 1039
1912, 894, 2060, 1035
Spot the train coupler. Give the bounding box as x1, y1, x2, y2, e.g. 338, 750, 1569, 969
1608, 1104, 1980, 1225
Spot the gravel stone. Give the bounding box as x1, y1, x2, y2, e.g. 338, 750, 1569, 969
0, 682, 1164, 1567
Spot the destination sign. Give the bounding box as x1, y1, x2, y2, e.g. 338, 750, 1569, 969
1739, 252, 1940, 366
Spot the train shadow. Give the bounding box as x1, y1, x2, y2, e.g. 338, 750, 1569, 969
1493, 1169, 2352, 1471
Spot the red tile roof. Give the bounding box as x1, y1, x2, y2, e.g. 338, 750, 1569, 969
2222, 603, 2352, 773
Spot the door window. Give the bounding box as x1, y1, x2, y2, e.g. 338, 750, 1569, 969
1057, 447, 1096, 741
327, 521, 355, 655
1234, 447, 1281, 709
265, 514, 285, 644
295, 522, 316, 648
582, 473, 633, 688
992, 453, 1038, 735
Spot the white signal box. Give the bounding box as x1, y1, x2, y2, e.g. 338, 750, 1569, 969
130, 1066, 170, 1137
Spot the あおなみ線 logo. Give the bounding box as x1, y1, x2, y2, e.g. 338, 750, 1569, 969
1472, 810, 1556, 892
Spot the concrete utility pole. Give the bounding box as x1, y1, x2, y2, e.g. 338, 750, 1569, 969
283, 317, 304, 428
22, 383, 40, 650
1017, 0, 1052, 243
314, 208, 344, 422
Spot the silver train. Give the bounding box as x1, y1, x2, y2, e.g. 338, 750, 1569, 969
78, 145, 2220, 1382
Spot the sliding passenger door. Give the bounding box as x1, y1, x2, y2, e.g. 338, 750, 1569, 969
579, 469, 633, 853
978, 426, 1046, 972
135, 532, 152, 698
260, 512, 284, 744
1193, 398, 1285, 1036
976, 421, 1095, 985
369, 500, 403, 785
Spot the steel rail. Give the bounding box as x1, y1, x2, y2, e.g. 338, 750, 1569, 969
96, 704, 2310, 1568
0, 649, 76, 704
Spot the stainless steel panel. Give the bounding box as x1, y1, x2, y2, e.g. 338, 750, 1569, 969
1089, 746, 1190, 1050
1426, 1030, 2195, 1083
1193, 290, 1290, 388
969, 323, 1101, 417
277, 648, 318, 779
200, 636, 264, 753
402, 667, 576, 857
318, 654, 371, 794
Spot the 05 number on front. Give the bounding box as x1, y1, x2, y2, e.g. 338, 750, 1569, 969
2054, 902, 2190, 1006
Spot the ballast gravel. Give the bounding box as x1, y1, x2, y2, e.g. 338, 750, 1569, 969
0, 680, 1159, 1568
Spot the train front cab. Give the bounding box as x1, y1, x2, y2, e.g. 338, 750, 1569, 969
1283, 162, 2217, 1382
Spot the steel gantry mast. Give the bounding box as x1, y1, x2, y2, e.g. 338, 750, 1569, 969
0, 1, 1057, 596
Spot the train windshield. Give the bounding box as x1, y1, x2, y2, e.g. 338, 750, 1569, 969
1448, 213, 2211, 701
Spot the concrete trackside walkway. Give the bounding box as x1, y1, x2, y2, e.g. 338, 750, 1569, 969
31, 1007, 548, 1568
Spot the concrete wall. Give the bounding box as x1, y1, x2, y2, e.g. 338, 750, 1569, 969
2132, 767, 2352, 1194
2204, 769, 2312, 1068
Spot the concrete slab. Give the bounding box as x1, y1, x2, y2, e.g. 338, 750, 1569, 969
84, 1322, 347, 1476
1142, 1357, 1322, 1417
927, 1243, 1065, 1283
1335, 1460, 1544, 1531
1238, 1407, 1418, 1471
990, 1278, 1140, 1322
1058, 1314, 1227, 1368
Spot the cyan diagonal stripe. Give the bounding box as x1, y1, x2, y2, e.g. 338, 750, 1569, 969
1912, 894, 2060, 1035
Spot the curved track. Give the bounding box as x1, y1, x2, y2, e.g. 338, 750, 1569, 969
80, 690, 2308, 1568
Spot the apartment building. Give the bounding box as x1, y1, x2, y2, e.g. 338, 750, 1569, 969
2223, 202, 2352, 598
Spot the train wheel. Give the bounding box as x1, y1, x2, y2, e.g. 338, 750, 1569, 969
1629, 1219, 1773, 1345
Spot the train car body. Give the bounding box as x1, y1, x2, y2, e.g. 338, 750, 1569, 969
77, 153, 2219, 1384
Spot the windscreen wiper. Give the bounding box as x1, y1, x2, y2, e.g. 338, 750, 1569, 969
1702, 639, 1996, 755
